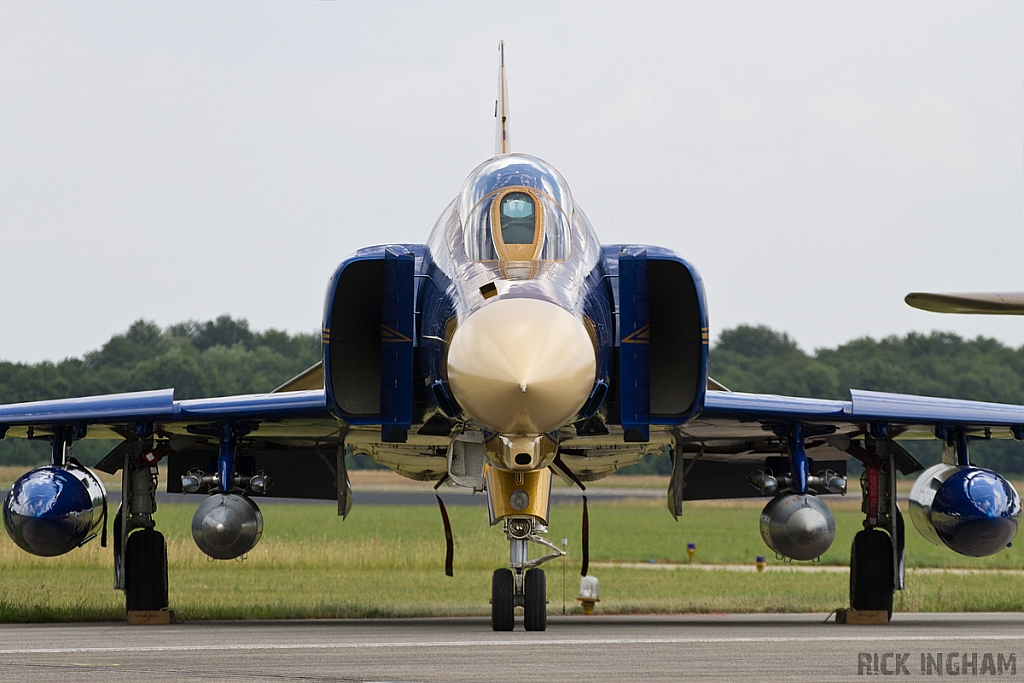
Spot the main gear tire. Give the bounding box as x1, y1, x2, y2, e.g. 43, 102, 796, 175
125, 528, 169, 613
850, 528, 894, 620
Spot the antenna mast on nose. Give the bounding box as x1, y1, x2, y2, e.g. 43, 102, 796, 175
495, 40, 511, 155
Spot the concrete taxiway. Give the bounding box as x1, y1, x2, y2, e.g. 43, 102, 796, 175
0, 613, 1020, 682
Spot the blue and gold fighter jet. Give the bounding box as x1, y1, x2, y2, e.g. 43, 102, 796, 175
2, 44, 1021, 631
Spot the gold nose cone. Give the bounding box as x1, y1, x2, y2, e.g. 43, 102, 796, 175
447, 298, 597, 434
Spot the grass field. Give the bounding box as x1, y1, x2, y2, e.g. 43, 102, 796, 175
2, 488, 1024, 622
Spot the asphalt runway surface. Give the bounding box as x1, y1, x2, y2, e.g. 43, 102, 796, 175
0, 613, 1020, 682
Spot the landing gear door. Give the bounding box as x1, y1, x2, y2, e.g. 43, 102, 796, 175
448, 431, 487, 491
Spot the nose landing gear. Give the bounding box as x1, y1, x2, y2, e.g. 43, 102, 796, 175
485, 466, 562, 631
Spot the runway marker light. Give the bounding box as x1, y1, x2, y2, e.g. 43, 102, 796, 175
756, 555, 766, 572
686, 542, 696, 562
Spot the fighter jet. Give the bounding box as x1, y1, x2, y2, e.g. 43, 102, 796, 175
2, 44, 1021, 631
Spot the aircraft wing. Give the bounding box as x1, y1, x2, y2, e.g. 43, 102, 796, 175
0, 388, 339, 443
685, 388, 1024, 449
0, 389, 353, 500
662, 388, 1024, 476
0, 379, 470, 497
905, 291, 1024, 314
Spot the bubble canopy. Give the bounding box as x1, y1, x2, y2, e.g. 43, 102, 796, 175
459, 154, 574, 262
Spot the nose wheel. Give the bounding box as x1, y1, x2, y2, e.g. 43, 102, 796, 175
523, 567, 547, 631
490, 567, 548, 632
490, 518, 561, 631
491, 568, 514, 631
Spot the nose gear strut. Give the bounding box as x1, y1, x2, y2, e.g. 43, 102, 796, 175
485, 466, 562, 632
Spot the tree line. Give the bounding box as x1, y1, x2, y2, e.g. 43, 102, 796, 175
0, 316, 319, 465
2, 318, 1023, 473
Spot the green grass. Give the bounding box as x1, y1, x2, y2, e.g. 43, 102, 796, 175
1, 500, 1023, 622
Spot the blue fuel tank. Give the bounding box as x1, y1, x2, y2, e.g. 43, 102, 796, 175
909, 463, 1020, 557
3, 463, 106, 557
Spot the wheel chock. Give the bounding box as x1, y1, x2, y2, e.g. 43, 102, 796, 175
835, 608, 888, 624
127, 609, 180, 625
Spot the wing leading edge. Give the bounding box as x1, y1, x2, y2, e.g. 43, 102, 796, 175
0, 389, 336, 442
700, 388, 1024, 436
677, 388, 1024, 468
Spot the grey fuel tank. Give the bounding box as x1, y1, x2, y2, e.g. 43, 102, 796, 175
191, 493, 264, 560
759, 494, 836, 561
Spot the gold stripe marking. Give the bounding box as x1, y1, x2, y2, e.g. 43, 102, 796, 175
621, 324, 651, 344
381, 324, 412, 343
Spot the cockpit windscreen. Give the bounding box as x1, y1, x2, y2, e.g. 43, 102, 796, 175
459, 154, 573, 263
498, 192, 536, 244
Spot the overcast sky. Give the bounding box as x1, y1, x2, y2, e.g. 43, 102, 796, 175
2, 2, 1023, 363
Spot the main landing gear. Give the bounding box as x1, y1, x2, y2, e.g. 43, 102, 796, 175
486, 468, 563, 632
111, 433, 169, 613
847, 434, 910, 622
